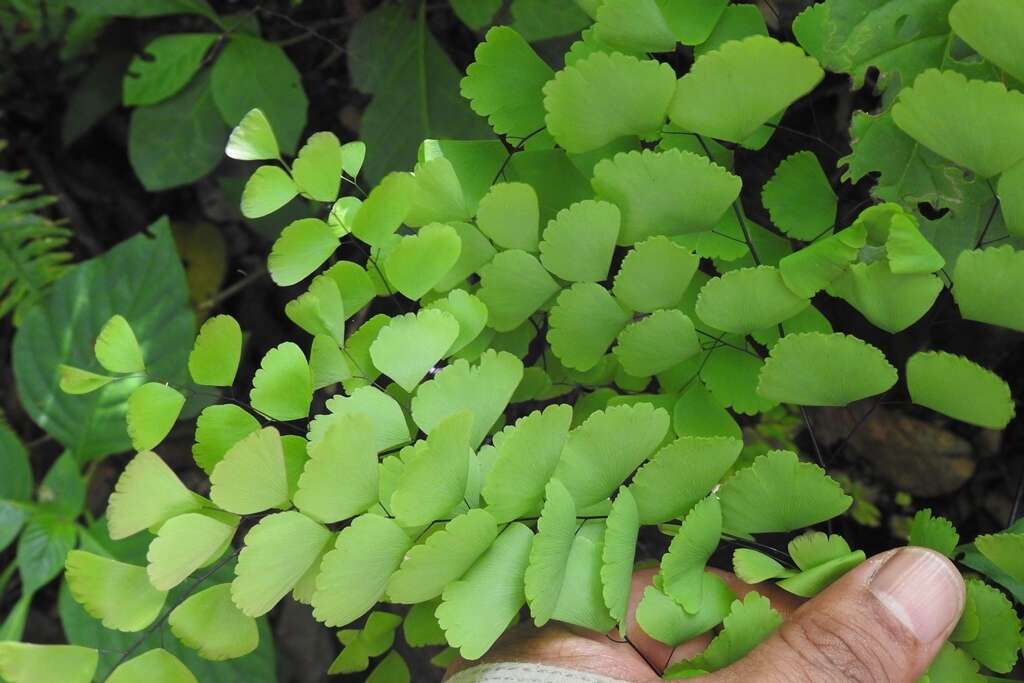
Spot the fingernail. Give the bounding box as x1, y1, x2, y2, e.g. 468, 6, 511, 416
869, 548, 964, 643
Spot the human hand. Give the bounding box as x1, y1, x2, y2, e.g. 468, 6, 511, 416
446, 547, 965, 682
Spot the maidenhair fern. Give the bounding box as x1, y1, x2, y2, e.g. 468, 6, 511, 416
8, 2, 1024, 682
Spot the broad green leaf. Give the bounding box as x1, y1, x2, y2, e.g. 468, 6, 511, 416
544, 52, 676, 154
295, 414, 378, 523
662, 0, 729, 45
292, 132, 342, 202
732, 549, 794, 584
906, 351, 1014, 429
762, 151, 837, 240
267, 218, 338, 286
392, 411, 473, 526
17, 512, 75, 593
601, 487, 639, 626
757, 332, 898, 406
461, 27, 554, 139
404, 600, 446, 646
388, 509, 498, 603
351, 172, 416, 247
696, 266, 809, 335
953, 246, 1024, 332
192, 404, 260, 474
826, 261, 942, 333
434, 222, 497, 292
211, 35, 307, 154
612, 236, 699, 312
58, 365, 114, 395
426, 289, 488, 355
107, 648, 196, 683
550, 521, 616, 633
225, 108, 279, 161
123, 33, 216, 107
188, 315, 242, 386
669, 36, 823, 144
384, 223, 462, 300
476, 182, 540, 253
525, 480, 577, 626
312, 514, 412, 627
419, 139, 507, 214
719, 450, 851, 535
949, 0, 1024, 83
126, 382, 185, 451
539, 200, 620, 282
999, 159, 1024, 237
593, 0, 676, 53
476, 250, 559, 331
308, 386, 410, 453
65, 550, 166, 632
0, 643, 97, 683
614, 310, 700, 377
677, 592, 782, 672
592, 149, 741, 245
892, 70, 1024, 178
509, 0, 590, 41
672, 383, 742, 441
959, 579, 1021, 673
412, 350, 524, 448
778, 226, 865, 298
107, 451, 203, 540
630, 436, 741, 525
909, 509, 960, 558
548, 283, 631, 372
147, 511, 238, 591
129, 72, 228, 191
481, 404, 573, 522
249, 342, 312, 421
323, 261, 376, 317
437, 523, 534, 660
209, 427, 289, 514
635, 574, 735, 647
450, 0, 501, 29
405, 157, 470, 227
0, 426, 31, 510
662, 496, 722, 613
555, 403, 670, 508
95, 314, 145, 374
975, 533, 1024, 583
169, 583, 258, 661
369, 309, 459, 392
233, 510, 330, 617
885, 213, 945, 274
241, 166, 297, 219
695, 4, 767, 56
506, 148, 593, 224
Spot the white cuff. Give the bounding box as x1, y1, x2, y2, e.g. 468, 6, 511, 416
446, 662, 630, 683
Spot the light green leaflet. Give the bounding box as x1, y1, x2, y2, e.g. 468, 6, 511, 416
404, 157, 470, 227
777, 550, 865, 598
701, 343, 777, 416
543, 51, 676, 153
593, 0, 676, 53
411, 350, 524, 448
695, 266, 809, 335
538, 200, 620, 282
295, 413, 379, 523
670, 36, 823, 145
192, 404, 260, 474
718, 450, 851, 535
241, 166, 297, 219
437, 522, 534, 660
555, 403, 669, 508
612, 236, 699, 312
126, 382, 186, 451
403, 601, 445, 647
959, 579, 1021, 673
592, 149, 741, 245
391, 411, 473, 526
732, 549, 794, 584
286, 274, 345, 342
341, 141, 366, 178
292, 131, 342, 202
674, 592, 782, 673
953, 246, 1024, 332
233, 510, 331, 617
476, 250, 559, 331
949, 0, 1024, 83
548, 521, 615, 633
762, 151, 837, 240
310, 335, 350, 389
0, 643, 98, 683
352, 172, 416, 246
999, 160, 1024, 237
249, 342, 312, 420
65, 550, 166, 632
369, 308, 459, 392
826, 261, 942, 334
524, 479, 577, 626
614, 310, 700, 377
387, 508, 498, 603
672, 383, 742, 441
312, 514, 412, 627
906, 351, 1014, 429
188, 315, 242, 386
778, 226, 865, 298
661, 496, 722, 613
331, 611, 402, 674
106, 450, 204, 540
426, 289, 488, 355
477, 182, 541, 253
757, 332, 898, 406
975, 533, 1024, 583
209, 427, 289, 514
383, 223, 462, 300
106, 648, 196, 683
434, 222, 497, 292
548, 283, 631, 372
601, 487, 639, 627
909, 509, 960, 559
635, 574, 735, 647
663, 0, 729, 45
169, 583, 259, 661
324, 261, 376, 318
460, 27, 553, 139
892, 70, 1024, 178
922, 643, 987, 683
225, 109, 280, 161
146, 509, 237, 592
58, 365, 114, 394
268, 218, 338, 286
95, 314, 145, 373
307, 386, 410, 453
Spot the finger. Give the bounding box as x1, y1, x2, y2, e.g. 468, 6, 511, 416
705, 547, 965, 683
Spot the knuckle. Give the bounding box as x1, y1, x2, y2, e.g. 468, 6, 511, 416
776, 611, 898, 683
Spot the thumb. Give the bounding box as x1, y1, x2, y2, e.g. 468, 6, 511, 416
707, 547, 965, 683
